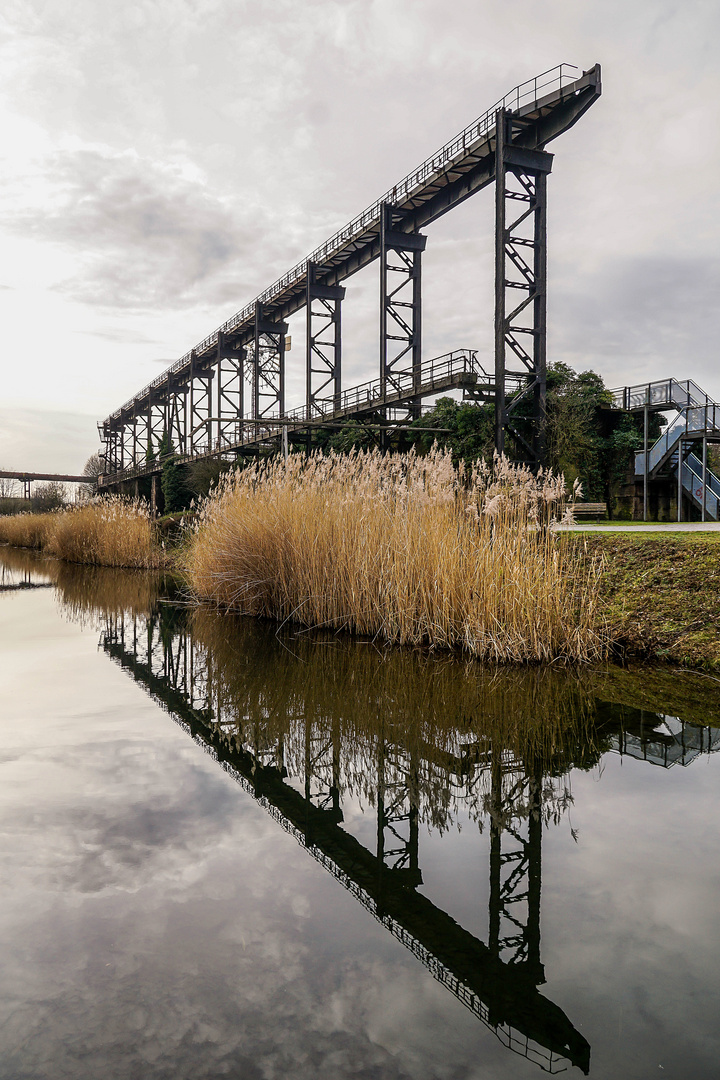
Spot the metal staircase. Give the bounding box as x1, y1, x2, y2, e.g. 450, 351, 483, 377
612, 378, 720, 519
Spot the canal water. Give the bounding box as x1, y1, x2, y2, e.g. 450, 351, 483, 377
1, 546, 719, 1080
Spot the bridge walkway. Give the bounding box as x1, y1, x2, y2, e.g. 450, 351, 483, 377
99, 348, 515, 488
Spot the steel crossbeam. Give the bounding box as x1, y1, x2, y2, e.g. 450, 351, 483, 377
306, 260, 345, 417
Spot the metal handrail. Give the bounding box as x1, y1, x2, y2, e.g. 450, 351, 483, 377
634, 401, 720, 477
611, 378, 711, 411
104, 64, 580, 425
686, 453, 720, 499
682, 460, 720, 520
100, 348, 496, 483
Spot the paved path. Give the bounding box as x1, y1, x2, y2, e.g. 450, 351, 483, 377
558, 522, 720, 533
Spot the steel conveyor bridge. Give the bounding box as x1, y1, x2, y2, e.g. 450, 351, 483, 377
97, 63, 601, 492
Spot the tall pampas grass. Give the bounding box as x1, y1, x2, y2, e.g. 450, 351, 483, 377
186, 448, 605, 663
0, 498, 167, 569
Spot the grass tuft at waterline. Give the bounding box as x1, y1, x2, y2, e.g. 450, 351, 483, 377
185, 448, 607, 663
0, 499, 168, 569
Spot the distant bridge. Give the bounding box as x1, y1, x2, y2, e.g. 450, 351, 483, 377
0, 470, 95, 499
97, 63, 601, 488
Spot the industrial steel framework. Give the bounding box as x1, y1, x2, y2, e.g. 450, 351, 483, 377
98, 64, 601, 486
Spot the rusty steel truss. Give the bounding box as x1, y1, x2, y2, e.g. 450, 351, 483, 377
99, 63, 601, 484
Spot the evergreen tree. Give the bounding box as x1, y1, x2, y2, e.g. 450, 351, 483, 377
158, 430, 189, 512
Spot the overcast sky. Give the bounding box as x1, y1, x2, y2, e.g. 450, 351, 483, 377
0, 0, 717, 471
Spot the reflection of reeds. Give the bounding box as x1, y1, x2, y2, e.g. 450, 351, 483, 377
187, 448, 606, 663
0, 499, 167, 569
54, 562, 173, 624
0, 544, 60, 583
190, 606, 598, 832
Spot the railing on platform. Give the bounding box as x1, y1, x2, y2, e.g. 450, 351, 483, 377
612, 379, 711, 412
635, 403, 720, 478
99, 348, 498, 486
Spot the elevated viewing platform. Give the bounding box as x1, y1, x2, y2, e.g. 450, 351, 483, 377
611, 377, 720, 521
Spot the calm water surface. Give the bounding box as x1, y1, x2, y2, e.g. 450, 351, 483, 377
1, 547, 719, 1080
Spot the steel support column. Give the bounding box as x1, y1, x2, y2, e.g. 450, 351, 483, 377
494, 110, 552, 466
643, 404, 649, 520
380, 203, 426, 411
677, 436, 683, 522
216, 331, 245, 450
306, 260, 345, 417
166, 375, 185, 455
187, 350, 214, 456
147, 389, 165, 464
253, 302, 287, 421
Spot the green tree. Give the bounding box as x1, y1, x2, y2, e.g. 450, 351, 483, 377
158, 431, 189, 512
409, 397, 494, 464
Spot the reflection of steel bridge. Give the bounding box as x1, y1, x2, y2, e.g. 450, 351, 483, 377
101, 607, 591, 1075
611, 379, 720, 521
610, 712, 720, 769
98, 64, 601, 494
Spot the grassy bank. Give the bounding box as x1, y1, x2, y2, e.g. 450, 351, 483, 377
0, 499, 168, 569
186, 448, 605, 663
576, 533, 720, 671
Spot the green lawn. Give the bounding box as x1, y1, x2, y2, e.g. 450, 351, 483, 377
573, 534, 720, 671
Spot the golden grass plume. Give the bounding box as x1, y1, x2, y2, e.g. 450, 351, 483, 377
0, 498, 167, 569
186, 448, 606, 663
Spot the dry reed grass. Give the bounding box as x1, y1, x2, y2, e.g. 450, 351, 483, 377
0, 511, 56, 550
0, 498, 167, 569
186, 448, 607, 663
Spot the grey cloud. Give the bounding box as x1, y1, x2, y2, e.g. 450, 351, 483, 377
554, 255, 720, 389
0, 406, 99, 474
76, 326, 160, 344
13, 148, 272, 311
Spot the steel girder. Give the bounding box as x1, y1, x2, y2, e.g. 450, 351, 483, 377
494, 109, 552, 466
99, 66, 601, 481
187, 350, 214, 456
253, 301, 288, 420
216, 332, 246, 449
380, 203, 426, 413
306, 260, 345, 417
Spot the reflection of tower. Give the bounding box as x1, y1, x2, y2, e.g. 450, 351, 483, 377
489, 755, 545, 988
376, 737, 422, 901
303, 713, 343, 844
